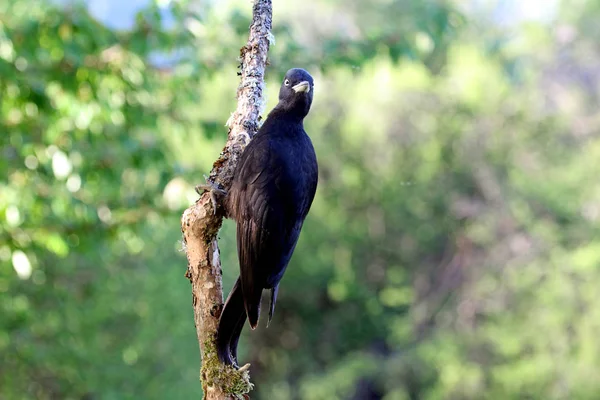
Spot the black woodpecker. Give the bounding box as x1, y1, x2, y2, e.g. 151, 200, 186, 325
216, 68, 318, 366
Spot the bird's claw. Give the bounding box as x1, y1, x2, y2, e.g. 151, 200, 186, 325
195, 182, 227, 196
238, 363, 251, 372
195, 176, 227, 215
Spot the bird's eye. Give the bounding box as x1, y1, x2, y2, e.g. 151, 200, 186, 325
284, 79, 290, 86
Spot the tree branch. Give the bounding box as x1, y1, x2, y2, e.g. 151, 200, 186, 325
180, 1, 272, 399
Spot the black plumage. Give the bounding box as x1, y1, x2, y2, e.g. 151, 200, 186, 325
216, 68, 318, 366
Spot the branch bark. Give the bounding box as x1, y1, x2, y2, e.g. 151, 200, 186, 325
180, 1, 272, 399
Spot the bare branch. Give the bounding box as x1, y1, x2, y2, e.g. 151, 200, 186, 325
180, 1, 272, 398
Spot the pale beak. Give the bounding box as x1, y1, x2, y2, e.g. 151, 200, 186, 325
292, 81, 311, 93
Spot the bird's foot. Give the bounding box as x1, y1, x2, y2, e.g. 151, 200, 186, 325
195, 175, 227, 215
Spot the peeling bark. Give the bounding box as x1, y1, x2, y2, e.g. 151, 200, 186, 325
180, 1, 272, 398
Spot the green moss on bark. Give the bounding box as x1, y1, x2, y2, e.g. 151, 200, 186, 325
201, 339, 253, 398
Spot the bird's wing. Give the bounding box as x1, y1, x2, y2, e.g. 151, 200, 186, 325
232, 136, 286, 329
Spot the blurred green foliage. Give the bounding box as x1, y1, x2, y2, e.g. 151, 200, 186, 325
2, 0, 600, 399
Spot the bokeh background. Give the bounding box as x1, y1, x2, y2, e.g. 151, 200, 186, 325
2, 0, 600, 398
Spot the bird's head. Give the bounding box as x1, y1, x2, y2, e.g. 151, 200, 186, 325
277, 68, 314, 119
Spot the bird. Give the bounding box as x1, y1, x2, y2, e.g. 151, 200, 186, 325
216, 68, 318, 366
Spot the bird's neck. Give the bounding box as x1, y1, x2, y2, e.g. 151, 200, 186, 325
265, 106, 306, 127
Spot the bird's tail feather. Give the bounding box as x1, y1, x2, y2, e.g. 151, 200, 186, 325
267, 284, 279, 327
244, 286, 263, 330
229, 311, 246, 365
216, 277, 245, 365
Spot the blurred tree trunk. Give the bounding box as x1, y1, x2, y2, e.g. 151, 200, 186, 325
180, 1, 272, 398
